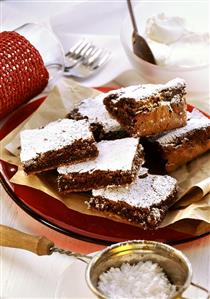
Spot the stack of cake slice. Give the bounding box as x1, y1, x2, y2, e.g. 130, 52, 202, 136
89, 168, 177, 229
103, 78, 187, 137
57, 137, 144, 193
19, 78, 210, 230
20, 119, 98, 174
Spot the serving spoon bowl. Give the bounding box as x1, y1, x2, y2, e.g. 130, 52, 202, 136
126, 0, 156, 65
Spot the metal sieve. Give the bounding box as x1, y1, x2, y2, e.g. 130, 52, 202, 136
84, 240, 210, 299
1, 225, 209, 299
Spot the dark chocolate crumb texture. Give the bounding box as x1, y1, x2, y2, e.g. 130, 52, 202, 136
143, 108, 210, 172
67, 93, 128, 141
103, 78, 187, 137
57, 137, 144, 193
88, 167, 178, 229
20, 119, 98, 174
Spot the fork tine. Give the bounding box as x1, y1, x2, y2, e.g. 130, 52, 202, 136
83, 45, 98, 59
95, 51, 111, 68
82, 46, 101, 65
72, 41, 91, 59
79, 43, 94, 58
85, 48, 103, 65
65, 40, 92, 70
89, 50, 111, 70
64, 40, 111, 78
65, 39, 86, 57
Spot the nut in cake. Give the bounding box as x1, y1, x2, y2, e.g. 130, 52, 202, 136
103, 78, 187, 137
20, 119, 98, 174
57, 137, 144, 193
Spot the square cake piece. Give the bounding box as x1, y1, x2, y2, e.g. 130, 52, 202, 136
142, 108, 210, 172
103, 78, 187, 137
57, 137, 144, 193
88, 168, 178, 229
67, 93, 127, 141
20, 119, 98, 174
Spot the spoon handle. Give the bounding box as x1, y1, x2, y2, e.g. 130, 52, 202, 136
0, 225, 54, 256
127, 0, 138, 33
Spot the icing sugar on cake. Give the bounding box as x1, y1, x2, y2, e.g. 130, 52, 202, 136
110, 78, 185, 102
58, 137, 140, 174
78, 94, 121, 133
153, 108, 210, 146
92, 168, 177, 208
103, 79, 187, 138
20, 119, 93, 162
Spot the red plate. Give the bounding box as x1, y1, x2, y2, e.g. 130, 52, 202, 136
1, 87, 209, 245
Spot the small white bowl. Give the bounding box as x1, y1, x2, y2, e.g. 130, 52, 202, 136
120, 2, 210, 100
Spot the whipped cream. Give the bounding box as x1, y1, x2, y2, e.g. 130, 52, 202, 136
145, 13, 210, 67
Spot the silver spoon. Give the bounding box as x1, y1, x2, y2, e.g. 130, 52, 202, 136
127, 0, 156, 65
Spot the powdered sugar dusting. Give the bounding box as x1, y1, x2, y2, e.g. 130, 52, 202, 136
110, 78, 185, 102
154, 108, 210, 146
78, 94, 122, 133
20, 119, 93, 162
58, 138, 140, 174
92, 169, 177, 208
98, 260, 176, 299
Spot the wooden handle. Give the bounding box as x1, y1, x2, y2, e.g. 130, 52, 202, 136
0, 225, 54, 256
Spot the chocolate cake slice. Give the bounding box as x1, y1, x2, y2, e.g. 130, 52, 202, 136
20, 119, 98, 174
143, 108, 210, 172
57, 137, 144, 193
103, 78, 187, 137
67, 93, 127, 141
88, 168, 178, 229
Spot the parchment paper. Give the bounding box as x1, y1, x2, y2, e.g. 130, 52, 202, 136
1, 77, 210, 235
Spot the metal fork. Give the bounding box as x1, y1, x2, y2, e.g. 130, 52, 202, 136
63, 39, 111, 78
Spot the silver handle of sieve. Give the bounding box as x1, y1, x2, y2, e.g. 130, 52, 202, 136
181, 281, 210, 299
191, 282, 210, 299
50, 247, 92, 264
